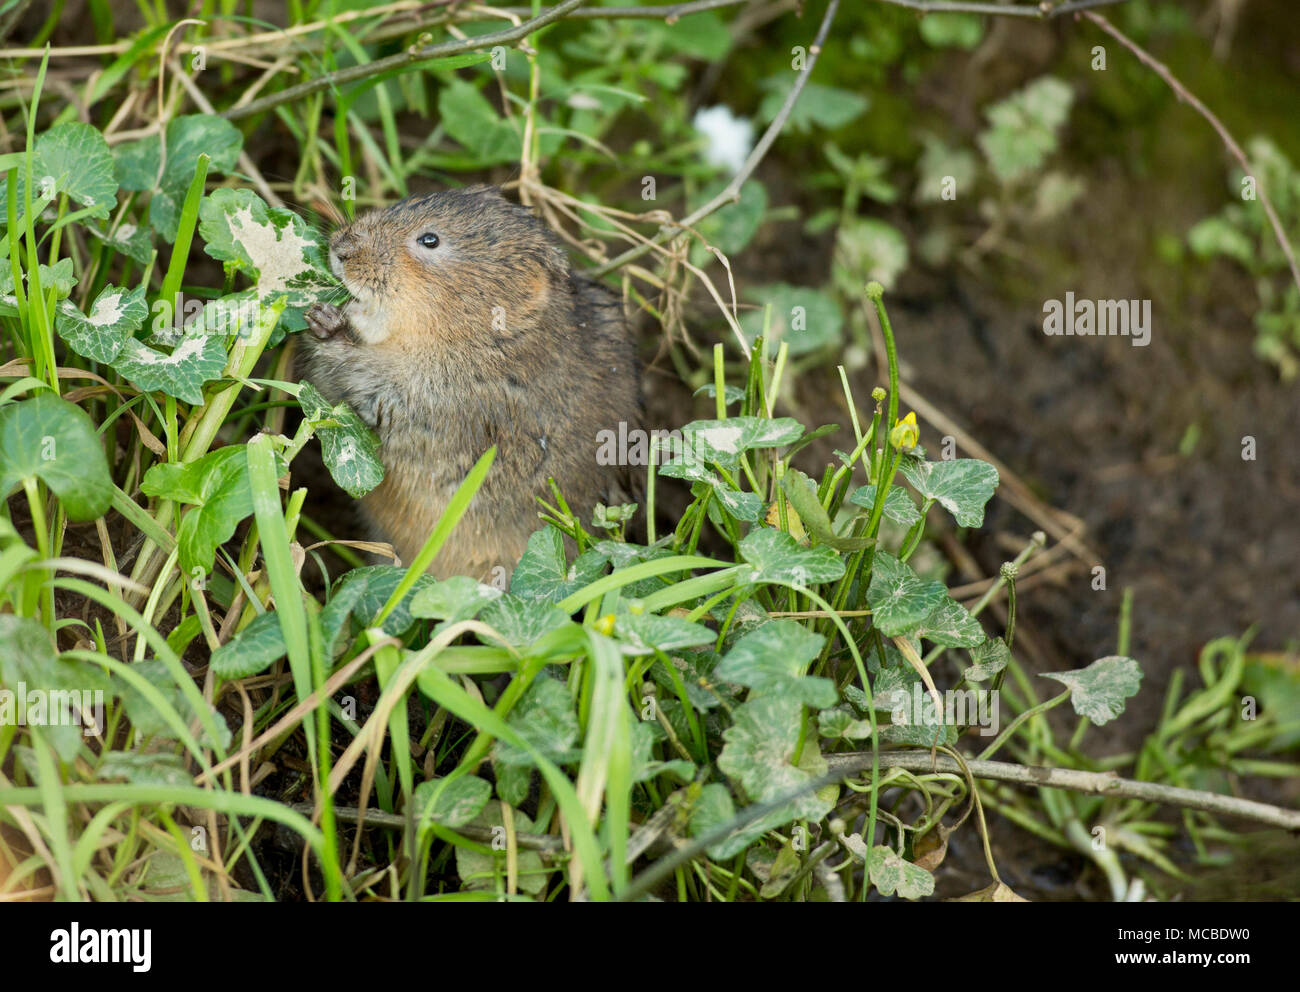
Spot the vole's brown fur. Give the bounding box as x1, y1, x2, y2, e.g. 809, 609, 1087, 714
300, 186, 642, 579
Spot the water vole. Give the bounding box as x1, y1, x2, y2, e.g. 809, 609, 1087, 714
300, 186, 642, 580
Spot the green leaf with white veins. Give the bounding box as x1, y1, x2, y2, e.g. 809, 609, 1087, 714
112, 332, 229, 405
508, 527, 609, 602
964, 638, 1010, 682
715, 619, 837, 708
478, 594, 574, 651
209, 611, 286, 679
1, 122, 117, 217
911, 595, 985, 648
409, 575, 502, 625
866, 552, 946, 636
199, 188, 336, 306
55, 284, 146, 364
978, 76, 1074, 185
739, 527, 845, 586
0, 393, 112, 521
298, 382, 383, 498
614, 612, 716, 656
718, 695, 834, 822
1042, 655, 1142, 725
849, 482, 922, 528
494, 677, 581, 768
667, 417, 804, 472
411, 775, 492, 829
868, 846, 935, 900
658, 457, 763, 522
455, 803, 548, 896
900, 456, 999, 528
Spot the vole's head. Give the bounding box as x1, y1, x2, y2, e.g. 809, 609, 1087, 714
327, 186, 570, 347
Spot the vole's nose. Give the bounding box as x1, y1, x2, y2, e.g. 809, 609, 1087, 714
331, 231, 358, 260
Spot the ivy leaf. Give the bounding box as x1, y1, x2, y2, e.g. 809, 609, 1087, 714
911, 595, 985, 648
739, 284, 843, 356
326, 565, 437, 639
85, 221, 154, 265
298, 382, 383, 498
614, 612, 716, 656
692, 383, 746, 407
738, 527, 845, 586
318, 577, 372, 655
849, 483, 922, 528
658, 457, 763, 522
410, 775, 493, 829
978, 76, 1074, 185
5, 122, 118, 217
718, 695, 835, 822
141, 445, 286, 576
409, 575, 503, 625
868, 846, 935, 900
715, 619, 837, 708
650, 650, 729, 712
454, 803, 549, 896
865, 552, 946, 636
112, 332, 229, 405
915, 134, 978, 205
199, 188, 336, 306
689, 782, 786, 861
834, 218, 908, 292
964, 638, 1010, 682
493, 677, 582, 770
0, 393, 112, 521
675, 416, 804, 469
900, 457, 999, 528
478, 593, 574, 651
97, 750, 191, 788
508, 527, 608, 603
209, 611, 285, 680
54, 284, 147, 364
818, 707, 873, 741
115, 114, 242, 239
1041, 656, 1143, 726
116, 659, 231, 751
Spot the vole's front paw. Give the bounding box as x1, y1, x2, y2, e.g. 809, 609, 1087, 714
306, 302, 349, 341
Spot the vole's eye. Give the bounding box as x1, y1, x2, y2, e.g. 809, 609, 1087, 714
417, 232, 440, 249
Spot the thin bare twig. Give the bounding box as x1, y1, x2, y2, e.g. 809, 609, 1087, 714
827, 751, 1300, 831
1084, 10, 1300, 301
223, 0, 587, 121
866, 0, 1127, 16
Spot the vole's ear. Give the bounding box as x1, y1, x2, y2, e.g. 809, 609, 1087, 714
460, 183, 507, 200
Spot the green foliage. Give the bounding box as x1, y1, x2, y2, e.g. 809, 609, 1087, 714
1187, 137, 1300, 378
0, 1, 1288, 907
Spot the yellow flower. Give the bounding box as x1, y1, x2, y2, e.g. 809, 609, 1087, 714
889, 411, 919, 451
